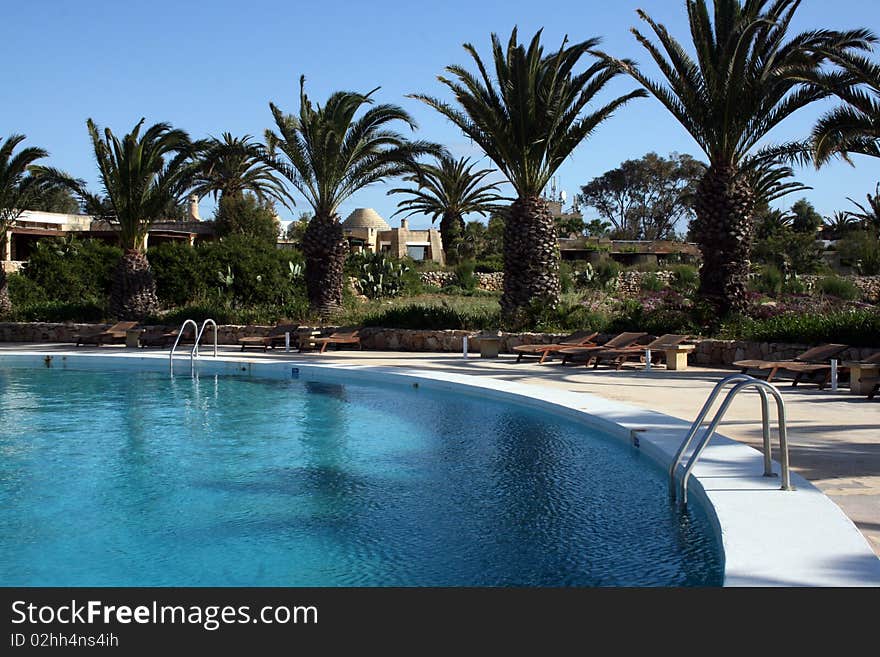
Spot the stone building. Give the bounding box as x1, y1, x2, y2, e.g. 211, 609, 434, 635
1, 196, 214, 272
341, 208, 445, 264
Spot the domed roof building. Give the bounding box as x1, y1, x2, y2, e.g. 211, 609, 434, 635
341, 208, 391, 231
339, 208, 445, 264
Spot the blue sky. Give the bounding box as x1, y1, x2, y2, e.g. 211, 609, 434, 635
2, 0, 878, 229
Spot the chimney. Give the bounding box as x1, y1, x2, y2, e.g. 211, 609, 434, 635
400, 218, 409, 230
188, 194, 201, 222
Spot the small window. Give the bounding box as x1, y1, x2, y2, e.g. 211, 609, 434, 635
407, 245, 427, 260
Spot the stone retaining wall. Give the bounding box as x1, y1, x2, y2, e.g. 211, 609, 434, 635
798, 275, 880, 303
419, 271, 504, 291
2, 322, 878, 364
692, 339, 879, 366
419, 270, 880, 301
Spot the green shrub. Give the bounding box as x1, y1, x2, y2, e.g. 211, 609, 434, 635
629, 260, 659, 273
453, 260, 478, 292
148, 242, 203, 306
837, 230, 880, 275
751, 230, 824, 274
559, 261, 574, 294
640, 273, 664, 292
23, 237, 121, 303
349, 252, 410, 299
668, 264, 699, 292
149, 237, 305, 308
782, 275, 806, 295
154, 299, 311, 326
752, 265, 784, 295
473, 255, 504, 273
399, 266, 426, 296
725, 309, 880, 347
593, 259, 621, 290
11, 300, 106, 323
361, 300, 500, 330
212, 194, 280, 246
817, 276, 860, 301
6, 273, 48, 306
527, 299, 610, 333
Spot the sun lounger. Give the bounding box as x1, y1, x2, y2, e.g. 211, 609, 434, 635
238, 323, 301, 352
74, 321, 139, 347
734, 343, 849, 389
312, 328, 362, 354
558, 332, 648, 366
139, 325, 195, 348
512, 330, 599, 364
591, 334, 692, 370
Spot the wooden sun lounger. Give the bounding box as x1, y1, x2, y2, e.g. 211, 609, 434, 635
74, 321, 139, 347
512, 331, 599, 364
592, 334, 692, 370
238, 324, 301, 352
312, 328, 362, 354
558, 332, 648, 366
734, 343, 849, 389
139, 326, 195, 348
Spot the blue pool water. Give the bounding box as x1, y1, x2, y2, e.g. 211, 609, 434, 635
0, 365, 722, 586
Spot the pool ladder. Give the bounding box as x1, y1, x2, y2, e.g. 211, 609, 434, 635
169, 319, 218, 375
670, 374, 793, 506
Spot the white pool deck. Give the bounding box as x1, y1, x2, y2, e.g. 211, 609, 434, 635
2, 343, 879, 587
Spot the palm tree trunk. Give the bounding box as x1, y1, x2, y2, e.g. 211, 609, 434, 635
302, 212, 349, 317
0, 267, 11, 316
692, 164, 755, 314
439, 212, 465, 265
109, 249, 160, 320
500, 196, 560, 328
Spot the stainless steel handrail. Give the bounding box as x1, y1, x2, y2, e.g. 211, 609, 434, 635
672, 374, 793, 505
192, 319, 218, 359
169, 319, 199, 375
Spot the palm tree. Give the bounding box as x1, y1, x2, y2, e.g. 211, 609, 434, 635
597, 0, 874, 313
0, 134, 52, 314
744, 162, 811, 208
265, 76, 438, 316
846, 183, 880, 230
822, 211, 858, 240
812, 52, 880, 165
388, 154, 507, 264
413, 28, 645, 326
191, 133, 291, 206
48, 119, 197, 319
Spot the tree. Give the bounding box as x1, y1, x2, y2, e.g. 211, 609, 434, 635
27, 186, 80, 214
0, 134, 53, 313
214, 193, 280, 245
812, 51, 880, 164
598, 0, 873, 313
412, 28, 645, 327
789, 198, 823, 233
45, 119, 197, 319
555, 213, 586, 238
583, 218, 612, 237
577, 152, 704, 240
846, 183, 880, 231
192, 133, 291, 206
285, 212, 312, 246
822, 211, 858, 240
265, 76, 437, 316
388, 154, 506, 264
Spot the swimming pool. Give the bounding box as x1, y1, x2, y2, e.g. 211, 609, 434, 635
0, 362, 722, 586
